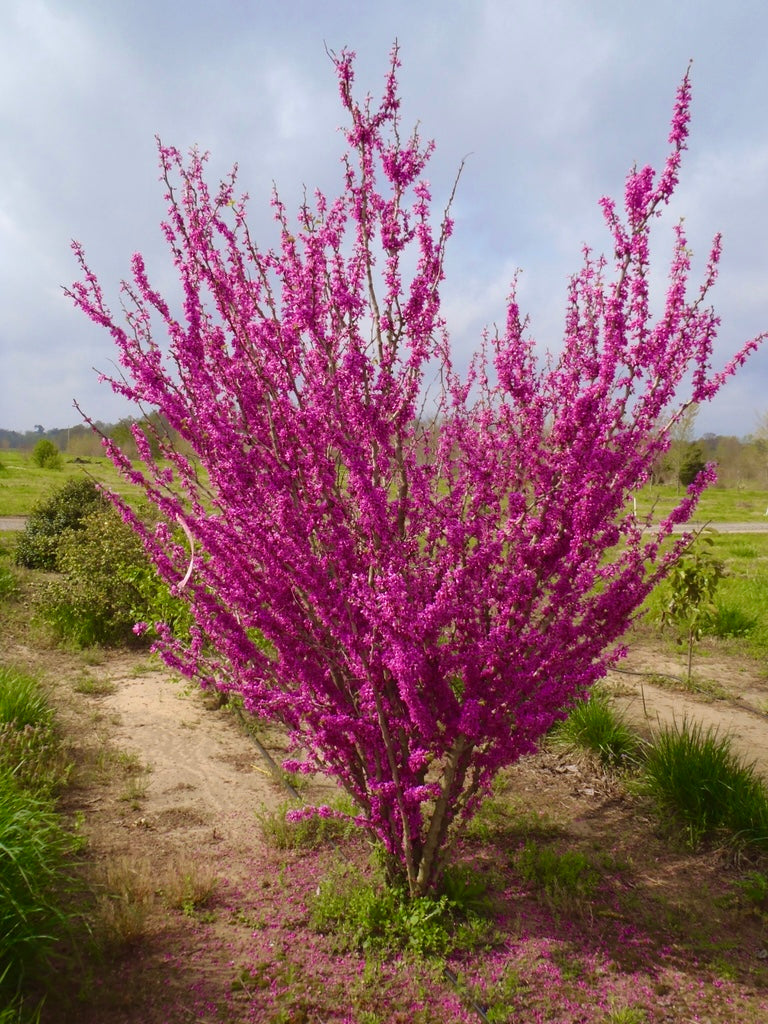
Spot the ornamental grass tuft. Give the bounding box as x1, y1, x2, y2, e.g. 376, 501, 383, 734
641, 719, 768, 849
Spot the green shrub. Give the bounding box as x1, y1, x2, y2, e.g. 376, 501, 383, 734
553, 689, 643, 768
309, 862, 491, 956
38, 505, 191, 647
641, 720, 768, 849
15, 478, 108, 570
29, 440, 61, 471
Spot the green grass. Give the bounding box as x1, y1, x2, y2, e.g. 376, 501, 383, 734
514, 839, 600, 910
0, 772, 79, 995
641, 720, 768, 850
643, 532, 768, 660
0, 669, 80, 1006
633, 483, 768, 523
706, 536, 768, 657
0, 667, 72, 802
0, 451, 144, 517
552, 688, 643, 768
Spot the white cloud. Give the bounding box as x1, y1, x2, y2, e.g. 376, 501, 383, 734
0, 0, 766, 433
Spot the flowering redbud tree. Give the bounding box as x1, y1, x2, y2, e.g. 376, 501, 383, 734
69, 48, 763, 896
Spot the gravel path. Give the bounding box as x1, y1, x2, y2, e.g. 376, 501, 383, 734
0, 517, 27, 531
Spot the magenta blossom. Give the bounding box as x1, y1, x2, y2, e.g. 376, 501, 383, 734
68, 47, 764, 895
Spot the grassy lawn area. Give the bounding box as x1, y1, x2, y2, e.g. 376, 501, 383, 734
0, 451, 146, 516
3, 449, 767, 524
633, 483, 768, 523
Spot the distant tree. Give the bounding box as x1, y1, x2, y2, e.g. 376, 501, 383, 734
665, 404, 699, 491
66, 424, 103, 459
30, 438, 61, 470
713, 435, 753, 489
108, 415, 169, 461
755, 412, 768, 491
678, 444, 706, 487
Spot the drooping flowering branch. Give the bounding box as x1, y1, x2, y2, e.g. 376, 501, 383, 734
68, 47, 764, 895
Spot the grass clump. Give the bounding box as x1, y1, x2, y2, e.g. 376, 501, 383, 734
309, 861, 492, 957
0, 669, 52, 733
160, 858, 218, 917
0, 668, 80, 1008
553, 688, 643, 768
0, 667, 69, 800
0, 773, 79, 995
641, 720, 768, 849
514, 839, 600, 910
257, 798, 361, 850
93, 855, 219, 949
72, 673, 117, 697
0, 564, 18, 602
708, 602, 758, 638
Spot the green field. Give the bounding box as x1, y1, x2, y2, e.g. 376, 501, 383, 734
0, 451, 143, 516
633, 483, 768, 523
3, 449, 767, 522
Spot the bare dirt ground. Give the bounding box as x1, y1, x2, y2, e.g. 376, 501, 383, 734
607, 639, 768, 772
6, 623, 768, 1022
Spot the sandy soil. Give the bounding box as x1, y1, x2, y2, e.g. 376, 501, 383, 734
607, 639, 768, 773
94, 660, 287, 846
52, 637, 768, 875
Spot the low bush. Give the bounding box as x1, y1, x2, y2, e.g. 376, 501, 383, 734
38, 504, 192, 647
30, 440, 61, 471
15, 478, 108, 570
641, 720, 768, 849
257, 798, 360, 850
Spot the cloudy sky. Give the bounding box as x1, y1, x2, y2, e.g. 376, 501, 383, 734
1, 0, 766, 437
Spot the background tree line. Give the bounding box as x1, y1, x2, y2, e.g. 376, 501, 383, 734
641, 407, 768, 490
0, 414, 185, 461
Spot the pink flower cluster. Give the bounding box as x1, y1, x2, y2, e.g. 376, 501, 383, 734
68, 47, 764, 895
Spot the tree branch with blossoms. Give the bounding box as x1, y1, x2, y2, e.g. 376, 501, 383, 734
68, 47, 764, 896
